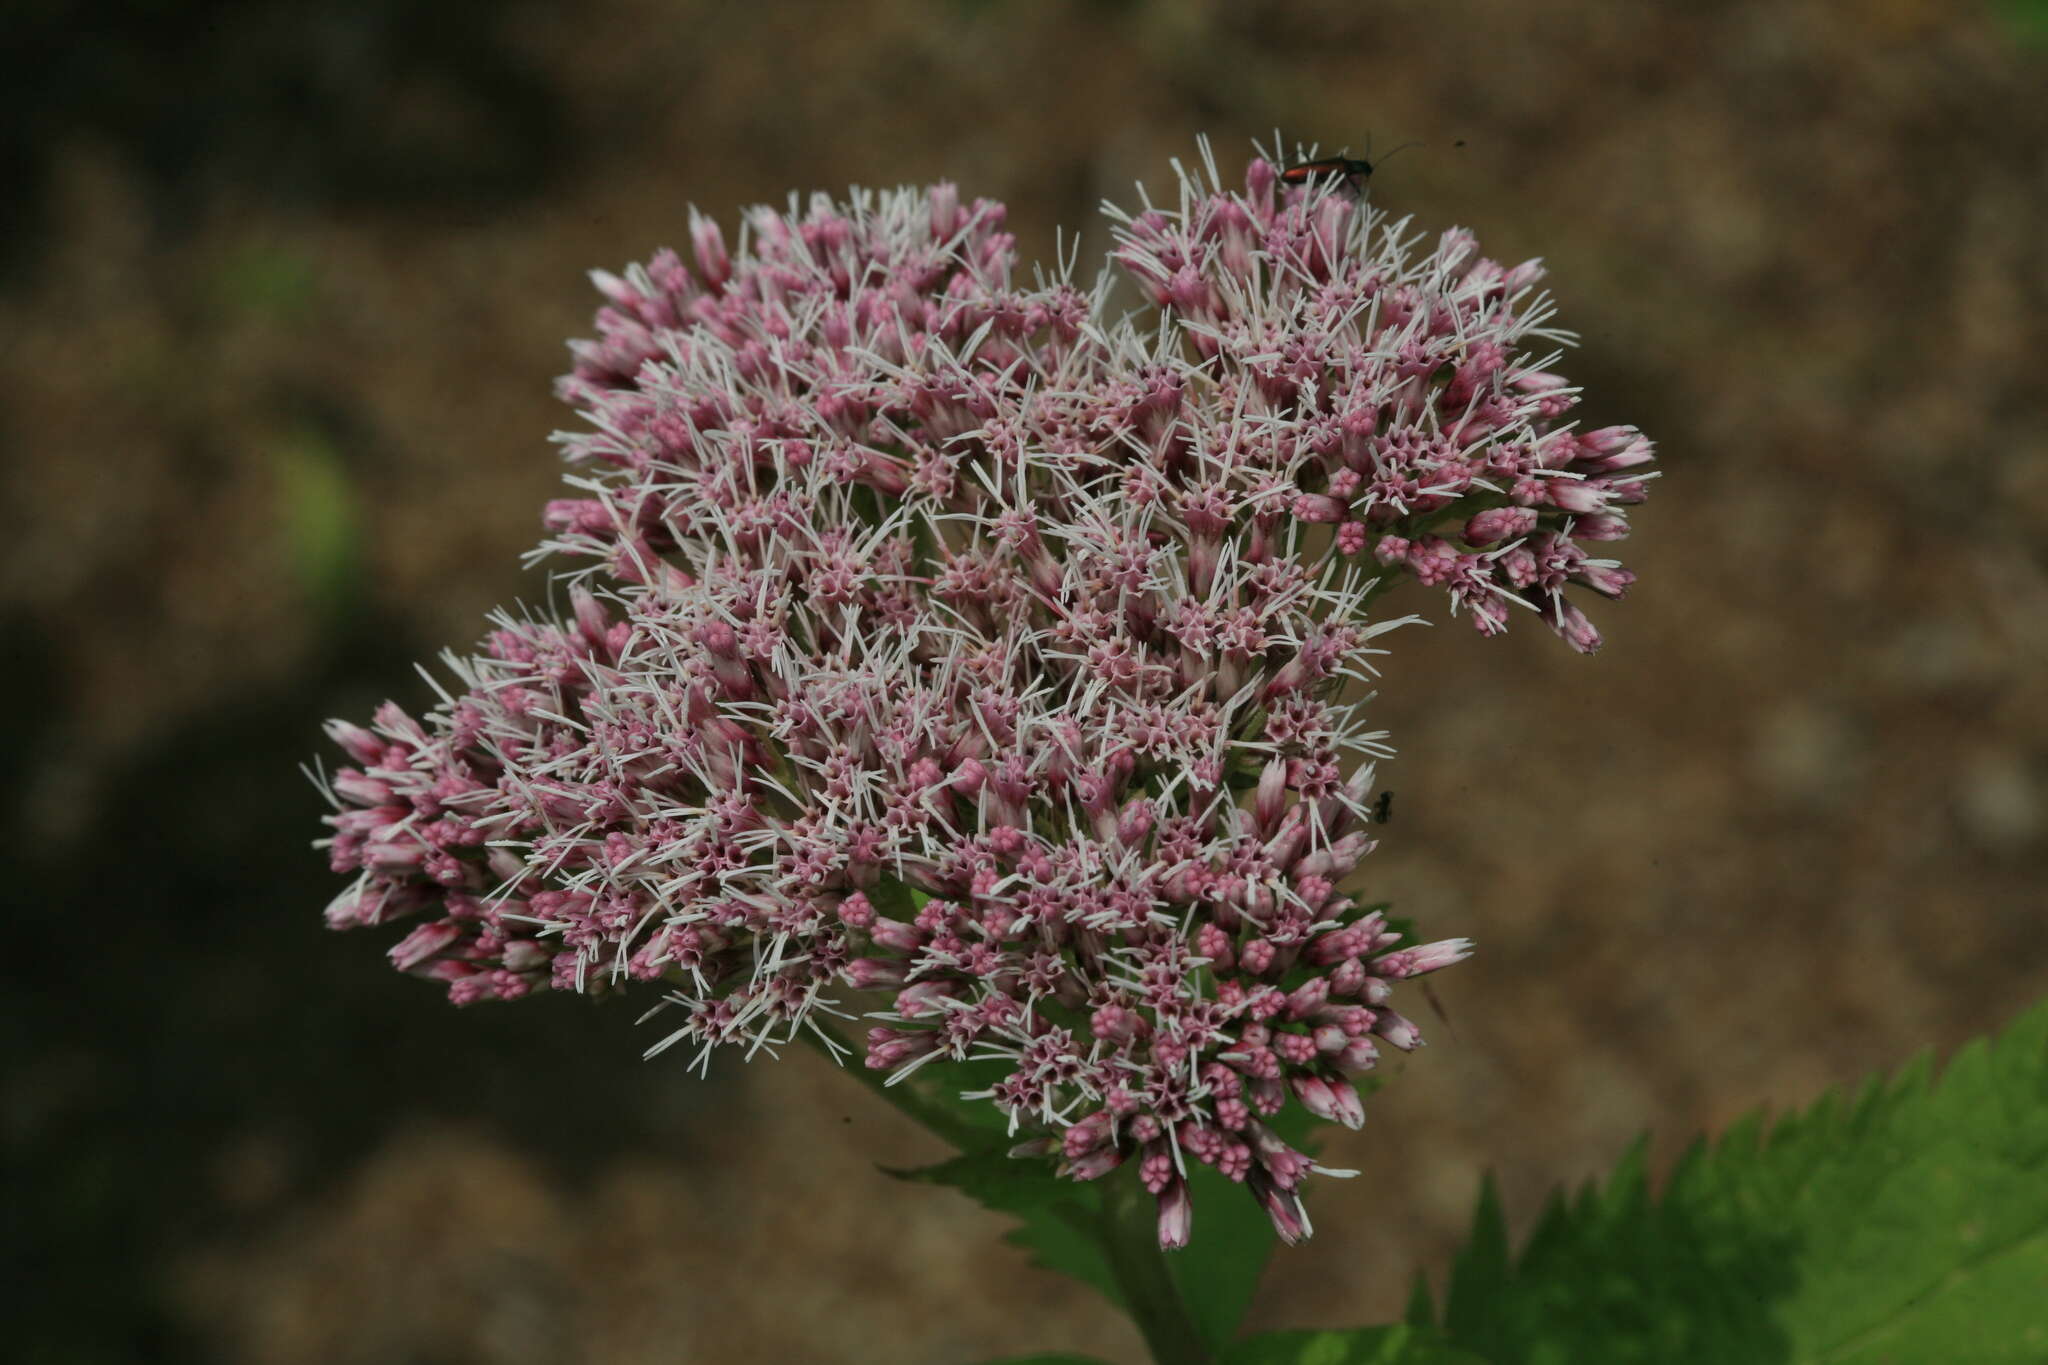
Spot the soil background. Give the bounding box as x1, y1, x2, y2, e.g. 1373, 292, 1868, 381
6, 2, 2046, 1362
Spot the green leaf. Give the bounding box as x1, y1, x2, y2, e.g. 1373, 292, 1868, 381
1220, 1324, 1491, 1364
1168, 1157, 1282, 1349
891, 1145, 1120, 1307
898, 1140, 1288, 1353
974, 1357, 1118, 1365
865, 873, 925, 920
1433, 996, 2048, 1364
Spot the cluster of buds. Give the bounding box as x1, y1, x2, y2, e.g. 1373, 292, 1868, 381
315, 146, 1653, 1246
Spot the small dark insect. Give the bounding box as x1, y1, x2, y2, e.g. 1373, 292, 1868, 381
1282, 142, 1421, 198
1280, 155, 1375, 196
1370, 789, 1395, 825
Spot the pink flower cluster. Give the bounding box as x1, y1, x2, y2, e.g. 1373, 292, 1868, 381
316, 149, 1653, 1246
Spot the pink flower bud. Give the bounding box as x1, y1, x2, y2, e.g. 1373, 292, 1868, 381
694, 619, 739, 657
1290, 1073, 1365, 1129
1291, 831, 1372, 881
389, 919, 463, 972
1091, 1003, 1144, 1044
893, 981, 959, 1018
1155, 1176, 1193, 1249
324, 721, 387, 766
949, 757, 988, 796
1248, 1171, 1310, 1246
1291, 493, 1346, 523
1331, 1035, 1381, 1075
501, 939, 551, 972
331, 769, 394, 807
571, 587, 615, 656
689, 208, 730, 287
1464, 505, 1538, 546
1246, 156, 1278, 203
1068, 1145, 1126, 1181
1198, 936, 1238, 981
1570, 513, 1632, 541
843, 957, 910, 989
1377, 937, 1474, 978
1115, 796, 1154, 846
1546, 597, 1604, 653
868, 916, 924, 953
1543, 479, 1611, 514
866, 1027, 937, 1070
321, 885, 376, 930
1253, 757, 1289, 833
1371, 1009, 1425, 1051
1576, 562, 1636, 598
363, 840, 425, 873
1577, 426, 1654, 472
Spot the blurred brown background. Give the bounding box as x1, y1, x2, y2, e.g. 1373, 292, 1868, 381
6, 1, 2045, 1361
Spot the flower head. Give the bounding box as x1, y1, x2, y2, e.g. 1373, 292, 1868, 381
315, 143, 1651, 1246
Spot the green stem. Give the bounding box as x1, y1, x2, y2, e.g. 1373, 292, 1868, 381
1099, 1163, 1212, 1365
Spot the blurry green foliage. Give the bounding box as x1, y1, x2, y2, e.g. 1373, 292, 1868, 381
1997, 0, 2048, 43
272, 430, 362, 616
212, 244, 319, 322
1222, 1326, 1489, 1364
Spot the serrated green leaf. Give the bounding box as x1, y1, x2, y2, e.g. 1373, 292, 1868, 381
898, 1141, 1288, 1353
1220, 1324, 1490, 1364
1435, 996, 2048, 1364
892, 1145, 1120, 1308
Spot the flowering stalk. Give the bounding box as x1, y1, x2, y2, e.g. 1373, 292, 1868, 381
310, 140, 1654, 1270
